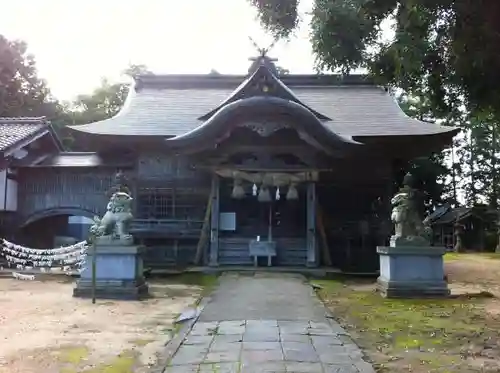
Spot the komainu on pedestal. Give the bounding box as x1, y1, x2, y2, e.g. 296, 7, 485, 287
377, 173, 450, 298
73, 173, 149, 300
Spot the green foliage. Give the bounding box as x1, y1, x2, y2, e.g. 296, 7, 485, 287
250, 0, 500, 119
251, 0, 500, 210
395, 91, 456, 209
0, 33, 79, 148
250, 0, 299, 38
461, 113, 500, 208
70, 79, 129, 124
69, 64, 151, 126
275, 65, 290, 75
0, 34, 62, 119
60, 64, 151, 149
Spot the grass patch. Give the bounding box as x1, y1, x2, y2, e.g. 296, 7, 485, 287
58, 348, 136, 373
443, 252, 462, 261
444, 252, 500, 262
83, 350, 136, 373
148, 273, 218, 300
169, 273, 218, 287
312, 279, 500, 372
130, 338, 154, 347
166, 273, 219, 299
58, 346, 90, 365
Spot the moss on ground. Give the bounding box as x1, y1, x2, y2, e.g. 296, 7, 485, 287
83, 351, 136, 373
161, 273, 219, 338
165, 273, 219, 300
312, 279, 500, 372
443, 252, 462, 261
130, 338, 154, 347
174, 273, 218, 289
444, 252, 500, 261
60, 350, 137, 373
59, 346, 90, 365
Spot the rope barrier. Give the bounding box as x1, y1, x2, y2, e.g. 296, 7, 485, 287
0, 239, 88, 280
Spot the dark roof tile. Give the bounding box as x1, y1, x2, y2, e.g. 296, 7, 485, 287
68, 75, 457, 138
0, 117, 48, 152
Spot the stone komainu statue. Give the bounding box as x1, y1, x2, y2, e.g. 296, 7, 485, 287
108, 171, 131, 197
391, 191, 423, 238
390, 173, 432, 245
90, 191, 134, 243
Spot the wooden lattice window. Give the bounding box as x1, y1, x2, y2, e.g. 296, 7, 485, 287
136, 184, 208, 221
137, 187, 173, 219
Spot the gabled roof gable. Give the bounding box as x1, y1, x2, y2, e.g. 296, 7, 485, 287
0, 117, 64, 156
198, 64, 331, 121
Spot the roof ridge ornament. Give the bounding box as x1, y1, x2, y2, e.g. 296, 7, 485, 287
247, 37, 279, 76
248, 36, 278, 59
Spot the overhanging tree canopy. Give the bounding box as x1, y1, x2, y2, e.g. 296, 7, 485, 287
0, 35, 55, 117
250, 0, 500, 117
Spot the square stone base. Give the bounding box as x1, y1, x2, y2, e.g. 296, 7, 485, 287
73, 244, 149, 300
377, 278, 450, 298
73, 279, 149, 300
377, 245, 450, 299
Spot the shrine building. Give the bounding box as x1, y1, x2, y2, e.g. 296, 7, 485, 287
0, 54, 458, 273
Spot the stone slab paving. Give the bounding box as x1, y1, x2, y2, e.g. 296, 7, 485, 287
164, 273, 375, 373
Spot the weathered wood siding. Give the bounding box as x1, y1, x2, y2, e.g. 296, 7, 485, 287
137, 153, 201, 180
134, 152, 211, 267
17, 168, 114, 220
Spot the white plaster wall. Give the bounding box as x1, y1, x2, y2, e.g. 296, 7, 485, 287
0, 169, 18, 211
6, 178, 17, 211
0, 170, 6, 210
68, 215, 94, 224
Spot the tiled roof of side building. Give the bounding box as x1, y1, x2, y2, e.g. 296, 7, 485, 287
67, 74, 459, 139
0, 117, 50, 152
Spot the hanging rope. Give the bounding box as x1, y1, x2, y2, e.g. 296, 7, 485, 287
0, 239, 89, 280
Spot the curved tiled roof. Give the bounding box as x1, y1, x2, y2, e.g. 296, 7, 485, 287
165, 96, 361, 153
0, 117, 49, 152
68, 74, 458, 139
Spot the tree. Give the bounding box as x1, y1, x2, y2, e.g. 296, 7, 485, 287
0, 33, 72, 148
275, 65, 290, 75
0, 35, 59, 118
250, 0, 500, 118
71, 78, 129, 123
456, 113, 500, 208
395, 91, 457, 211
69, 64, 151, 125
61, 64, 151, 149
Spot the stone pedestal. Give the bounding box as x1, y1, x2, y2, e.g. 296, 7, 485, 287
73, 244, 149, 300
376, 245, 450, 298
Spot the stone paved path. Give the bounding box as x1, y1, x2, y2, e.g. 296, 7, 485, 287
164, 273, 375, 373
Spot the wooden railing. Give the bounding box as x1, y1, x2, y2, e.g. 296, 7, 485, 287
130, 219, 204, 239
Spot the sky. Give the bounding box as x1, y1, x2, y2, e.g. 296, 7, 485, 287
3, 0, 317, 101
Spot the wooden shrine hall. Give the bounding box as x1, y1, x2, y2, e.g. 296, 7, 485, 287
0, 53, 458, 273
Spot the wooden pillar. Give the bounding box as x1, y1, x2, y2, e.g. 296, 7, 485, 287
209, 174, 220, 266
306, 181, 318, 267
131, 174, 138, 216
